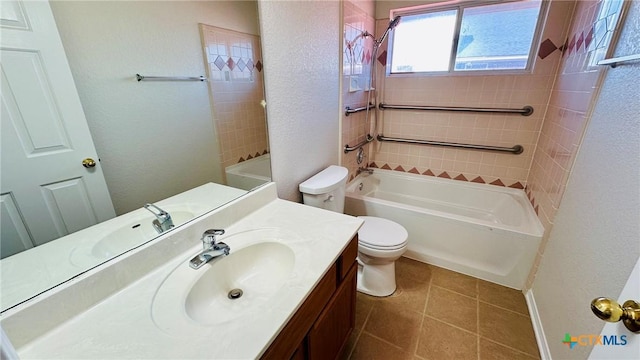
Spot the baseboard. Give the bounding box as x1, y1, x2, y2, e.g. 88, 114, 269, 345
525, 289, 552, 360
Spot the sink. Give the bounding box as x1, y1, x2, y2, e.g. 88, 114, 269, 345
185, 242, 294, 325
69, 210, 195, 267
151, 228, 308, 334
91, 211, 195, 258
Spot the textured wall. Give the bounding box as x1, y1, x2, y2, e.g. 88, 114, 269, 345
532, 1, 640, 357
524, 0, 627, 288
258, 1, 341, 202
50, 1, 259, 214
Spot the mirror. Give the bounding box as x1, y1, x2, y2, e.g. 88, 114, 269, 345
0, 0, 269, 312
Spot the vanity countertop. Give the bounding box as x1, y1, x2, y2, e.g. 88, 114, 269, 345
12, 185, 363, 359
1, 182, 247, 312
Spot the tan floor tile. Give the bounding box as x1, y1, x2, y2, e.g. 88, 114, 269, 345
373, 275, 430, 314
339, 328, 360, 360
355, 292, 375, 331
426, 285, 478, 332
478, 280, 529, 315
479, 338, 539, 360
397, 257, 432, 283
479, 303, 539, 357
350, 333, 413, 360
364, 302, 422, 351
416, 316, 478, 360
431, 266, 478, 298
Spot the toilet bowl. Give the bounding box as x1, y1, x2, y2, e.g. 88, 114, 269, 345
356, 216, 408, 297
299, 166, 408, 297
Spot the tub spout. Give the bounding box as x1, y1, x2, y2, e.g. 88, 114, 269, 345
357, 167, 373, 175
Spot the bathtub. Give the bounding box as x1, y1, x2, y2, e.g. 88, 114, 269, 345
344, 169, 544, 289
225, 154, 271, 191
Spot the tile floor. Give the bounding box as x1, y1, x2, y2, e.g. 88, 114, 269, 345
341, 257, 540, 360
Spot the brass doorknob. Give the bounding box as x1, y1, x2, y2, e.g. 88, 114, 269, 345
82, 158, 97, 168
591, 297, 640, 333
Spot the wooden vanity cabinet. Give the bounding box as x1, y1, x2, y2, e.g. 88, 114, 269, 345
261, 235, 358, 360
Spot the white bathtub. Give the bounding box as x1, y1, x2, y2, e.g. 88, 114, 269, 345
225, 154, 271, 191
344, 169, 544, 289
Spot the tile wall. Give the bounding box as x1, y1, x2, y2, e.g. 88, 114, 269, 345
368, 1, 571, 189
524, 0, 625, 288
342, 0, 376, 181
341, 0, 626, 290
201, 25, 269, 174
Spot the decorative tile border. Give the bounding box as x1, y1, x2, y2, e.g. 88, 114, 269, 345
368, 162, 526, 190
524, 185, 539, 215
237, 149, 269, 163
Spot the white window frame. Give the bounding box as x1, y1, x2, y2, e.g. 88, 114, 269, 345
388, 0, 549, 77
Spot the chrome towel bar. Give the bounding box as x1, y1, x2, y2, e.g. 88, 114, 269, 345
345, 103, 375, 116
379, 103, 534, 116
377, 135, 524, 155
136, 74, 207, 82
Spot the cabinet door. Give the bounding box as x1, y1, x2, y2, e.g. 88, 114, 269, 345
307, 264, 356, 359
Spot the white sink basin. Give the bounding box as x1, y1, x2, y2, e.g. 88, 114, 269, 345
91, 211, 195, 258
69, 210, 195, 267
185, 241, 294, 325
151, 228, 308, 334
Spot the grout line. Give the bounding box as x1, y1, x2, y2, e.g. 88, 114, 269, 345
477, 289, 481, 360
430, 283, 478, 300
360, 330, 410, 353
480, 336, 540, 359
347, 295, 374, 360
411, 270, 433, 357
478, 299, 531, 317
424, 314, 479, 337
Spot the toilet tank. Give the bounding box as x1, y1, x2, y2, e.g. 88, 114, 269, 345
299, 166, 348, 213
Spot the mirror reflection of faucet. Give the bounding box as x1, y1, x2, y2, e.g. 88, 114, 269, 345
144, 203, 175, 234
190, 229, 229, 269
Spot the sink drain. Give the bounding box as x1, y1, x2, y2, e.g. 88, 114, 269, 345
228, 288, 243, 300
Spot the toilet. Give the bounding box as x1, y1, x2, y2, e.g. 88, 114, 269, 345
299, 166, 408, 297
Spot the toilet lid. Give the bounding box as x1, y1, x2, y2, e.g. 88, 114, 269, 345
358, 216, 408, 249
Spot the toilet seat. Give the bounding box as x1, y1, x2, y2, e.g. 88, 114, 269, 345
358, 216, 408, 250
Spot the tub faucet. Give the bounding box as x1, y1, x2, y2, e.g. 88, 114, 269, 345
144, 203, 174, 234
190, 229, 229, 269
357, 167, 374, 175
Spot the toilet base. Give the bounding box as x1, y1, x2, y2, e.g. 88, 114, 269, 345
356, 259, 397, 297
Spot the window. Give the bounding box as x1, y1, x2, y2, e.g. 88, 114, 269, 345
389, 0, 545, 74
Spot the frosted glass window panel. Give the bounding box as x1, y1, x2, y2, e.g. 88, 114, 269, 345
391, 10, 457, 73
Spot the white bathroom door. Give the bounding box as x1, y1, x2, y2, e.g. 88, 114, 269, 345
0, 0, 115, 253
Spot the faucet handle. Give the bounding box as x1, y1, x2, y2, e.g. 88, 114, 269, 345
201, 229, 225, 246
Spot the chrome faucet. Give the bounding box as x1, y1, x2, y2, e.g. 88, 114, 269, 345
144, 203, 174, 234
190, 229, 229, 269
357, 167, 373, 175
